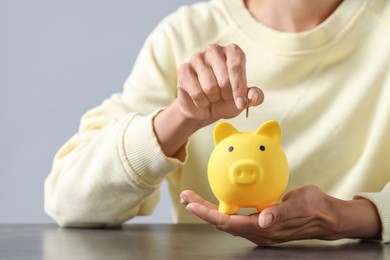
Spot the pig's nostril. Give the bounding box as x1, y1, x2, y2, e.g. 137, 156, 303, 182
250, 170, 255, 177
236, 170, 242, 177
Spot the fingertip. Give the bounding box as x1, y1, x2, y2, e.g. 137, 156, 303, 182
180, 189, 190, 196
180, 189, 194, 195
258, 212, 274, 228
185, 203, 193, 211
180, 197, 187, 205
180, 190, 191, 201
186, 202, 198, 213
248, 87, 264, 106
193, 98, 210, 109
235, 97, 246, 109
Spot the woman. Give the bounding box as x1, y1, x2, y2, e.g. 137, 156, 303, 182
45, 0, 389, 245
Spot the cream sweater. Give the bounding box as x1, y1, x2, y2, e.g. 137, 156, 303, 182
45, 0, 390, 242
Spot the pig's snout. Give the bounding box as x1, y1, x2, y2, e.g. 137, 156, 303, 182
229, 160, 262, 185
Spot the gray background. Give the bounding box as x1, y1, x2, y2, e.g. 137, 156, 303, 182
0, 0, 200, 224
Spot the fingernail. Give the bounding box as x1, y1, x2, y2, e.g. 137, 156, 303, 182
249, 91, 258, 104
180, 193, 188, 204
235, 97, 245, 109
186, 203, 195, 212
260, 213, 273, 228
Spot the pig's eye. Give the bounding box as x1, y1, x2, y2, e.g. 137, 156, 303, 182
228, 146, 234, 152
259, 145, 266, 151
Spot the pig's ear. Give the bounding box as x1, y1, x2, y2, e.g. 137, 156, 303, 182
214, 121, 238, 144
256, 120, 281, 144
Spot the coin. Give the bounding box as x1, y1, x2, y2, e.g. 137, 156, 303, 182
246, 98, 249, 118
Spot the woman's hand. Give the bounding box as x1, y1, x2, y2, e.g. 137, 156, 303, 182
176, 43, 263, 123
180, 186, 381, 246
154, 44, 264, 157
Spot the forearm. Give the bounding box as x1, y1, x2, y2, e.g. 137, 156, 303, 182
153, 99, 206, 157
45, 112, 183, 227
45, 115, 147, 226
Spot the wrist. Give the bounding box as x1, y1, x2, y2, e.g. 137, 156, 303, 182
333, 197, 382, 240
162, 99, 207, 135
153, 99, 206, 157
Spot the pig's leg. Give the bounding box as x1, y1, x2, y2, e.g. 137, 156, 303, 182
218, 201, 239, 214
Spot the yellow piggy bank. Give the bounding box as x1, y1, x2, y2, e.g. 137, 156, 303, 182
207, 120, 289, 214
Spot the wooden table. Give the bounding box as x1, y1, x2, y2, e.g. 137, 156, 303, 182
0, 224, 387, 259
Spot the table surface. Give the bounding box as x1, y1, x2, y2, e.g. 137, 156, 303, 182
0, 224, 388, 260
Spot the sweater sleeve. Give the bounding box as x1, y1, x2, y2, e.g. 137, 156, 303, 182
44, 12, 188, 227
355, 182, 390, 243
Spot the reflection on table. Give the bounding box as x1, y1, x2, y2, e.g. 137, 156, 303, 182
0, 224, 387, 260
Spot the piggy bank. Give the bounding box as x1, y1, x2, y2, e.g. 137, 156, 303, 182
207, 120, 289, 214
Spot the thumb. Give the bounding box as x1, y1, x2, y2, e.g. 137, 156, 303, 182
247, 86, 264, 107
258, 202, 289, 228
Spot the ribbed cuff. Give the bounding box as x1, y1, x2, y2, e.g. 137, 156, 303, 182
119, 111, 187, 189
355, 184, 390, 243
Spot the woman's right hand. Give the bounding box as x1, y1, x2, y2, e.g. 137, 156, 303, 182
176, 43, 264, 125
153, 44, 264, 157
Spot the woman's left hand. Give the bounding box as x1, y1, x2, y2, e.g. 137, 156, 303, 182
180, 185, 381, 246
